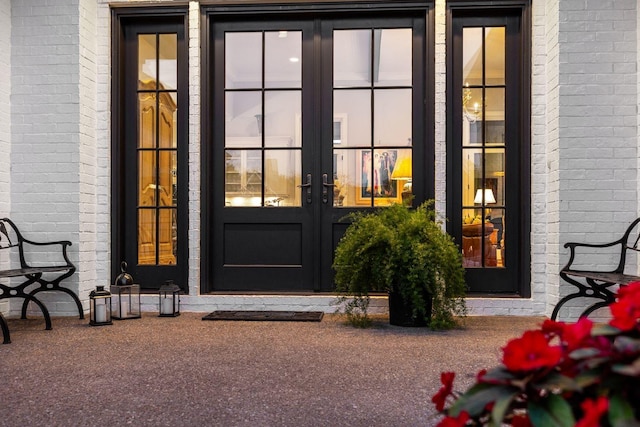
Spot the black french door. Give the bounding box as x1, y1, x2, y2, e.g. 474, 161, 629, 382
205, 11, 428, 292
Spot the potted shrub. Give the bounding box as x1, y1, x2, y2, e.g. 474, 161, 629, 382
332, 201, 467, 328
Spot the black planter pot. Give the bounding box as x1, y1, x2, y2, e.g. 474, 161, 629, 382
388, 288, 432, 327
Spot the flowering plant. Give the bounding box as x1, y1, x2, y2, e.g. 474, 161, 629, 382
432, 282, 640, 426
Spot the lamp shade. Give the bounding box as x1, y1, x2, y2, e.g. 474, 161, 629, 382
391, 157, 412, 181
474, 188, 496, 204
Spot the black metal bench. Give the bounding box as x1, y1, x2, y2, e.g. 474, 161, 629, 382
553, 217, 640, 320
0, 218, 83, 343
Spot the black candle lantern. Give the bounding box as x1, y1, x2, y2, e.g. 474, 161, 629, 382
110, 261, 141, 320
89, 285, 112, 326
158, 280, 181, 317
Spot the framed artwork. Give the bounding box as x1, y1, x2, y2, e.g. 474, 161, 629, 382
356, 149, 401, 206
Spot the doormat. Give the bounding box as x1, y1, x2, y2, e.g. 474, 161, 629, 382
202, 310, 324, 322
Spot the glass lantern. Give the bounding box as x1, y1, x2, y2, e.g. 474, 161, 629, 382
158, 280, 181, 317
111, 261, 141, 320
89, 285, 112, 326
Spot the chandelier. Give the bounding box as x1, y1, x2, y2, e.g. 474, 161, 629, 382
462, 84, 481, 123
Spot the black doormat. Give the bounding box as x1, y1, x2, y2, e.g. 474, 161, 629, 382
202, 310, 324, 322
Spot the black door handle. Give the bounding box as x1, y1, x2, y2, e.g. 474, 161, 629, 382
297, 173, 312, 204
322, 173, 335, 204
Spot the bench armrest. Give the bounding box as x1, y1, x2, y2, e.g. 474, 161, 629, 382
562, 238, 625, 273
20, 239, 74, 269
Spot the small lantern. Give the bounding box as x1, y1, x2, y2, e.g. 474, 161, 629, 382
158, 280, 181, 317
110, 261, 141, 320
89, 285, 112, 326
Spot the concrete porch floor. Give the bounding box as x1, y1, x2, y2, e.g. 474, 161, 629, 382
0, 313, 544, 427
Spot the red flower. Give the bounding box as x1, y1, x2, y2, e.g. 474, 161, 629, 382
610, 282, 640, 331
561, 317, 593, 351
575, 397, 608, 427
502, 330, 563, 371
476, 368, 487, 382
541, 319, 564, 337
436, 411, 470, 427
432, 372, 456, 412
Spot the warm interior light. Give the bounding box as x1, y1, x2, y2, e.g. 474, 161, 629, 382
474, 188, 496, 204
391, 157, 412, 181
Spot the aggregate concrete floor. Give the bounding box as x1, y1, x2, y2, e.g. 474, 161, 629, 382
0, 313, 543, 427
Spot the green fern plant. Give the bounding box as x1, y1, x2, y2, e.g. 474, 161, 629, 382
332, 201, 467, 329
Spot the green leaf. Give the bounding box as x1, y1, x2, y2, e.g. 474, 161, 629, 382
614, 336, 640, 353
574, 369, 602, 389
609, 394, 637, 427
591, 323, 621, 336
449, 384, 519, 418
533, 371, 581, 392
570, 347, 604, 360
528, 395, 575, 427
612, 356, 640, 376
489, 391, 518, 427
480, 366, 519, 383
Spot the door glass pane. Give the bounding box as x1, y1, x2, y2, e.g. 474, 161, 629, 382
485, 27, 505, 85
462, 87, 483, 144
138, 151, 156, 206
225, 32, 262, 89
225, 149, 262, 207
265, 31, 301, 88
138, 34, 157, 89
265, 150, 301, 207
264, 91, 300, 147
334, 30, 371, 87
374, 89, 412, 146
485, 88, 505, 145
158, 151, 176, 206
158, 92, 177, 148
158, 208, 177, 265
389, 148, 412, 205
138, 93, 156, 148
333, 149, 362, 207
158, 34, 177, 90
375, 28, 412, 87
462, 27, 483, 86
225, 91, 262, 143
373, 149, 402, 206
333, 90, 371, 147
138, 209, 156, 265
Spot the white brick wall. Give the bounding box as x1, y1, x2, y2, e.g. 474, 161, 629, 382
9, 0, 89, 316
0, 0, 10, 315
77, 0, 98, 309
0, 0, 10, 217
553, 0, 638, 320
